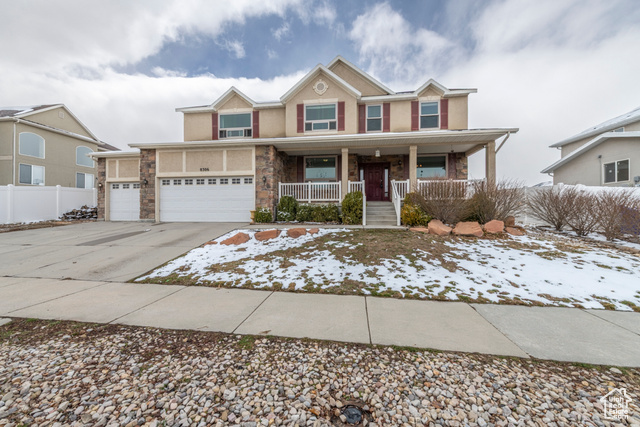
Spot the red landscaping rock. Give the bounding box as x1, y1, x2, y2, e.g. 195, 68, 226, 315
220, 232, 251, 245
308, 228, 319, 234
255, 229, 281, 241
506, 226, 525, 236
483, 220, 505, 234
428, 219, 452, 236
410, 227, 429, 233
504, 216, 516, 227
287, 228, 307, 238
452, 221, 483, 237
203, 240, 218, 246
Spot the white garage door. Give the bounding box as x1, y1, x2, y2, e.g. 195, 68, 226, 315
110, 182, 140, 221
160, 177, 254, 222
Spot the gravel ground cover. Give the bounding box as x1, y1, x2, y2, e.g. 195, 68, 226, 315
1, 319, 639, 426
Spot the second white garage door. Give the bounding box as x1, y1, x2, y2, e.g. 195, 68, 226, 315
159, 177, 254, 222
110, 182, 140, 221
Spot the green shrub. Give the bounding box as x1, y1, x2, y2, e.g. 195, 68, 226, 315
295, 203, 340, 223
342, 191, 363, 224
277, 196, 298, 221
254, 207, 273, 223
401, 203, 431, 226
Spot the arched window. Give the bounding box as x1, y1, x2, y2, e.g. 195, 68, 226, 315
19, 133, 45, 158
76, 146, 94, 167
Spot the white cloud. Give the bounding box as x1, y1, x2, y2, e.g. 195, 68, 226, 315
216, 39, 246, 59
272, 22, 291, 41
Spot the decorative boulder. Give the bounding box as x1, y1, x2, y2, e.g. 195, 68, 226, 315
203, 240, 218, 246
483, 220, 505, 234
308, 228, 320, 234
410, 227, 429, 233
220, 232, 251, 245
506, 226, 525, 236
504, 216, 516, 227
255, 229, 281, 241
287, 228, 307, 238
452, 221, 484, 237
428, 219, 452, 236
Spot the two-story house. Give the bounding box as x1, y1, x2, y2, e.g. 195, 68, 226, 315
542, 106, 640, 186
0, 104, 110, 188
91, 56, 518, 222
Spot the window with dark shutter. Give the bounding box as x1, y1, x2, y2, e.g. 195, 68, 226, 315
358, 105, 366, 133
411, 101, 419, 131
297, 104, 304, 133
383, 103, 390, 132
338, 101, 345, 131
252, 111, 260, 138
440, 99, 449, 130
211, 113, 219, 140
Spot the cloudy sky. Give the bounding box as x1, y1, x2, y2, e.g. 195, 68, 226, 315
3, 0, 639, 184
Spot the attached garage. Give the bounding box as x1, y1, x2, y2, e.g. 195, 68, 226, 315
109, 182, 140, 221
159, 176, 254, 222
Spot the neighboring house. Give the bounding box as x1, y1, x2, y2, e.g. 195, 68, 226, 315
91, 56, 518, 223
0, 104, 111, 189
542, 106, 640, 186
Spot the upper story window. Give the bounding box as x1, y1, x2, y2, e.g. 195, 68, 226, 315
305, 104, 336, 131
305, 156, 336, 181
604, 159, 629, 183
19, 164, 45, 185
417, 155, 446, 178
420, 102, 439, 129
219, 113, 252, 138
366, 105, 382, 132
76, 146, 94, 167
19, 132, 45, 159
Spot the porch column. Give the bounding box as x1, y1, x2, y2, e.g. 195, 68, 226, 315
341, 148, 349, 199
485, 141, 496, 185
409, 145, 417, 191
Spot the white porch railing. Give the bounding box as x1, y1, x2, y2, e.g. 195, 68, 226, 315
390, 179, 409, 226
416, 179, 484, 199
348, 180, 364, 194
279, 182, 341, 202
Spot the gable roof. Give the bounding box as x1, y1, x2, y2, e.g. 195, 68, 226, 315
327, 55, 395, 95
414, 79, 477, 98
0, 104, 59, 118
280, 64, 362, 103
551, 105, 640, 148
541, 131, 640, 173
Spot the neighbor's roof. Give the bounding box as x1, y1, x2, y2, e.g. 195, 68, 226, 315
550, 105, 640, 148
0, 104, 58, 118
541, 131, 640, 173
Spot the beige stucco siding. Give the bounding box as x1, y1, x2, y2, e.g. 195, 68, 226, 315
624, 121, 640, 132
447, 97, 468, 130
328, 62, 387, 97
285, 70, 358, 137
105, 157, 141, 181
258, 108, 286, 138
553, 137, 640, 186
389, 101, 412, 132
13, 122, 99, 187
27, 107, 93, 139
218, 94, 253, 111
0, 122, 13, 185
156, 147, 255, 177
561, 136, 595, 158
184, 113, 213, 141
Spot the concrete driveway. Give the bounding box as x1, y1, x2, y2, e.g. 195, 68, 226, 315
0, 221, 242, 282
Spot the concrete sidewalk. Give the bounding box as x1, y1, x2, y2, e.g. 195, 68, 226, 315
1, 277, 639, 367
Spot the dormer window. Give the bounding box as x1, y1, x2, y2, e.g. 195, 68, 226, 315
305, 104, 336, 131
219, 113, 252, 138
420, 102, 439, 129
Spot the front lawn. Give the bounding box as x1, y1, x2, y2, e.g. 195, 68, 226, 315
135, 228, 640, 311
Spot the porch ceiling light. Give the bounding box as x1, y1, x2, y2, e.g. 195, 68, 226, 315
375, 149, 380, 158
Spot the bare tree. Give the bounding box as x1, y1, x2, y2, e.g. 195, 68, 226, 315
566, 191, 600, 236
526, 185, 578, 231
596, 190, 640, 240
468, 179, 526, 224
416, 179, 471, 224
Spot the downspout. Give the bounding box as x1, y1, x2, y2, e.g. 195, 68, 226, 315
495, 131, 511, 154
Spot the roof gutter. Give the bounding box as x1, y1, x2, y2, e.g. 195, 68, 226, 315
12, 118, 103, 145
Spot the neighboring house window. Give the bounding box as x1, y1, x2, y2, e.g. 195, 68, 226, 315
613, 127, 624, 132
76, 173, 94, 189
305, 104, 336, 131
19, 164, 45, 185
420, 102, 439, 129
19, 133, 45, 159
604, 159, 630, 183
366, 105, 382, 132
417, 156, 447, 178
305, 156, 336, 181
219, 113, 252, 138
76, 146, 94, 167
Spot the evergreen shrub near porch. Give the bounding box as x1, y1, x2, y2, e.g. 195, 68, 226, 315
341, 191, 363, 225
276, 196, 298, 221
295, 204, 340, 223
401, 193, 431, 226
254, 207, 273, 223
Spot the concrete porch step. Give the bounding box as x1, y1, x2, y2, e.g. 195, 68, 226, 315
367, 220, 398, 226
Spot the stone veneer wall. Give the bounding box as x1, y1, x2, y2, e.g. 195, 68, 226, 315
139, 149, 156, 220
450, 153, 468, 180
255, 145, 280, 215
96, 158, 106, 220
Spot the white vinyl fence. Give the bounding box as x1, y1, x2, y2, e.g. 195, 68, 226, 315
0, 185, 97, 224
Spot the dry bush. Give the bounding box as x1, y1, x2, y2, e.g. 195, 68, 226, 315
416, 179, 471, 224
596, 190, 640, 240
468, 179, 526, 224
566, 191, 599, 236
526, 186, 579, 231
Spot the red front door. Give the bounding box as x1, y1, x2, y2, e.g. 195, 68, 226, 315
363, 163, 388, 201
